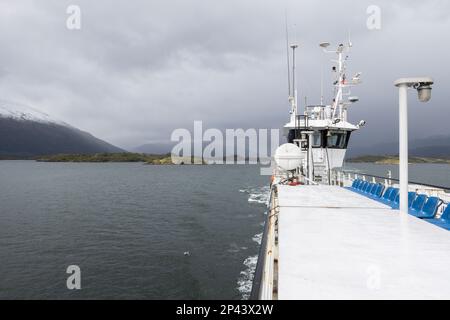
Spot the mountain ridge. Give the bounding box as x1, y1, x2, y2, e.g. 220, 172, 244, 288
0, 101, 123, 157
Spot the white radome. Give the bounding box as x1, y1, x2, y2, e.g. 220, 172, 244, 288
274, 143, 303, 171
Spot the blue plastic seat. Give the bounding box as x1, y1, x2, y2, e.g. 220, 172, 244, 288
367, 183, 384, 199
357, 181, 366, 191
391, 192, 416, 209
381, 187, 393, 201
359, 181, 369, 192
368, 183, 378, 194
349, 181, 384, 200
409, 194, 427, 213
389, 188, 399, 201
348, 181, 386, 203
363, 182, 373, 193
356, 181, 365, 191
357, 181, 368, 192
390, 192, 400, 208
361, 182, 369, 193
410, 196, 441, 219
381, 188, 399, 205
346, 179, 360, 191
378, 187, 397, 205
370, 183, 380, 195
363, 183, 373, 194
426, 205, 450, 230
347, 179, 366, 193
374, 184, 385, 198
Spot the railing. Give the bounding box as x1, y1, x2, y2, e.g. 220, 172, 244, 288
331, 169, 391, 188
303, 176, 319, 185
250, 185, 278, 300
295, 114, 309, 140
333, 169, 450, 191
305, 105, 328, 120
331, 169, 450, 215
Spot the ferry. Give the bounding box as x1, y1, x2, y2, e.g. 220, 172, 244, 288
250, 40, 450, 300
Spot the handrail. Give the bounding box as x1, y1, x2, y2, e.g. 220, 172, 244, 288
339, 169, 450, 191
249, 184, 275, 300
303, 176, 319, 185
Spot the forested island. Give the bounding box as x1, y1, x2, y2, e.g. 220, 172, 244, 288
33, 153, 257, 164
35, 153, 187, 164
10, 153, 450, 165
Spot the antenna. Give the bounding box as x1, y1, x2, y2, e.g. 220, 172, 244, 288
291, 44, 298, 91
348, 29, 352, 47
285, 42, 299, 119
285, 11, 291, 97
320, 64, 324, 105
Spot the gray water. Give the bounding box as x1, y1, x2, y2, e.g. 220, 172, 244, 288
1, 161, 449, 300
0, 161, 269, 299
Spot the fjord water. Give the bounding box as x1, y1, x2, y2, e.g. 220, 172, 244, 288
2, 161, 449, 299
0, 161, 268, 299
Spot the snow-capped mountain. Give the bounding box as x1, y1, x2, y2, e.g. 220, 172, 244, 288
0, 100, 69, 126
0, 100, 124, 157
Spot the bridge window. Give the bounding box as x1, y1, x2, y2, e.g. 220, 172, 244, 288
326, 131, 349, 149
312, 132, 322, 147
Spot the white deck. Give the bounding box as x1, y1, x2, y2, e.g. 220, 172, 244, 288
277, 185, 450, 300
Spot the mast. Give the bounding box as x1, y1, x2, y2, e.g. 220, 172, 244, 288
320, 65, 324, 105
289, 44, 299, 123
285, 12, 291, 98
332, 44, 345, 119
320, 41, 360, 122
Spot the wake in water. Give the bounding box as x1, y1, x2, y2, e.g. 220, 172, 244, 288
239, 185, 270, 206
237, 185, 270, 300
252, 233, 262, 245
236, 255, 258, 300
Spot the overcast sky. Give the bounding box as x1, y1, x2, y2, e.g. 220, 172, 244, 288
0, 0, 449, 150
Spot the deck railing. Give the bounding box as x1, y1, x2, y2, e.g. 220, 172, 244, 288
250, 184, 278, 300
331, 169, 450, 215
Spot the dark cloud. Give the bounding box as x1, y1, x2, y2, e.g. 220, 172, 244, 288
0, 0, 448, 149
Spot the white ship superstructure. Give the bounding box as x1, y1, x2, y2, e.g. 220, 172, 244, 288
281, 41, 362, 184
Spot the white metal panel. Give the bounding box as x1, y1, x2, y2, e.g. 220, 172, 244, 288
277, 185, 390, 209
